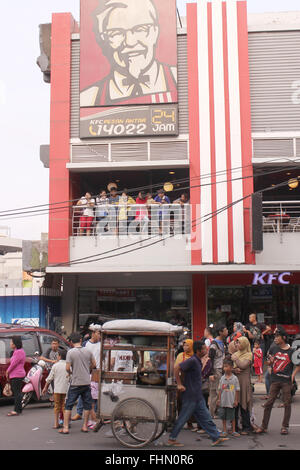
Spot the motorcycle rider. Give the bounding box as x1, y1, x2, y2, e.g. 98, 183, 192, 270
40, 339, 60, 366
39, 339, 61, 401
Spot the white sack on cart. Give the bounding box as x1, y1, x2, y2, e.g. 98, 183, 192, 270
102, 319, 183, 334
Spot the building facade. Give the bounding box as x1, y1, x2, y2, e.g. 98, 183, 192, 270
41, 1, 300, 338
0, 232, 61, 328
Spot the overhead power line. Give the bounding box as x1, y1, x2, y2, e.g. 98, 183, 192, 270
1, 162, 300, 222
47, 174, 294, 269
0, 156, 299, 217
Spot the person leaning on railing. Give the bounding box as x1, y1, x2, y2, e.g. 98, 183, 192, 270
135, 191, 149, 233
95, 190, 109, 235
77, 192, 95, 237
118, 189, 136, 234
173, 193, 190, 206
107, 187, 120, 235
173, 193, 189, 234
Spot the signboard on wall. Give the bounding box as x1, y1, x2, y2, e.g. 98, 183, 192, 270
80, 105, 178, 138
252, 272, 291, 286
80, 0, 178, 138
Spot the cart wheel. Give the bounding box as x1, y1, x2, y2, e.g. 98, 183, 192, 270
111, 398, 158, 448
124, 421, 167, 443
152, 423, 167, 442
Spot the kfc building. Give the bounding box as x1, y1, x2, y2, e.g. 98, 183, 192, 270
39, 0, 300, 337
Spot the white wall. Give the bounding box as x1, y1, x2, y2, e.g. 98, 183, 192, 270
70, 235, 191, 271
256, 233, 300, 266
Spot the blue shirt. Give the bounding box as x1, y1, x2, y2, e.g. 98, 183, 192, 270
154, 195, 171, 204
214, 339, 225, 353
179, 354, 203, 401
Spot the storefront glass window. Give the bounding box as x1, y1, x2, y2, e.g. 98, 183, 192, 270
78, 287, 191, 333
207, 287, 245, 332
207, 285, 299, 333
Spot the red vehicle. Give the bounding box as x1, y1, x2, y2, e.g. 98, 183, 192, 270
0, 324, 70, 400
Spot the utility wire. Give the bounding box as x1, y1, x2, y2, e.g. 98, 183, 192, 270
1, 162, 300, 222
0, 156, 298, 216
48, 175, 294, 269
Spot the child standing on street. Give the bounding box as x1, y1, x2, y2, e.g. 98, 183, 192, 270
42, 349, 69, 429
217, 358, 240, 437
253, 341, 263, 383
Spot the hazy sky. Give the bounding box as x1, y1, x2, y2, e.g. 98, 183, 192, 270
0, 0, 299, 240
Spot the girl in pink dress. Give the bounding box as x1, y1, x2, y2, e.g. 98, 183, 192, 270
253, 341, 263, 383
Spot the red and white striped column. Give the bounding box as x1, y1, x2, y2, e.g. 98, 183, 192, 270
188, 0, 255, 266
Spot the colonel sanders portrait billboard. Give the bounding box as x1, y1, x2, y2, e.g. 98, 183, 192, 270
80, 0, 178, 107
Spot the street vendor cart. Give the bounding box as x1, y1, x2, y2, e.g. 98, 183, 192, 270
93, 319, 183, 448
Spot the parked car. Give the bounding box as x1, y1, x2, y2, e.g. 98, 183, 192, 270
0, 324, 70, 400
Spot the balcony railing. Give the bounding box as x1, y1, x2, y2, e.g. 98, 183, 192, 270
262, 201, 300, 233
72, 204, 191, 237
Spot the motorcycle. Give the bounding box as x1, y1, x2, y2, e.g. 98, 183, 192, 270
21, 352, 49, 409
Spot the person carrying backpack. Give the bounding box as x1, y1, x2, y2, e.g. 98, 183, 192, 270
208, 325, 228, 418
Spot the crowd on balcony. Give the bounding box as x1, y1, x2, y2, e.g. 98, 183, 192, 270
74, 186, 190, 236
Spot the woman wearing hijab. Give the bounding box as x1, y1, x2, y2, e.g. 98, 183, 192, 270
231, 336, 253, 435
175, 339, 194, 366
175, 339, 194, 430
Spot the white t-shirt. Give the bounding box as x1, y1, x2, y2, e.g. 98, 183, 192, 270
80, 197, 95, 217
112, 350, 133, 372
46, 360, 69, 394
84, 340, 101, 369
96, 197, 109, 217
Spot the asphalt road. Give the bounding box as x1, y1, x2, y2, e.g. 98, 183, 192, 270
0, 388, 300, 452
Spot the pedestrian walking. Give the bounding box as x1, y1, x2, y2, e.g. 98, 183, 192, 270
175, 338, 195, 430
216, 358, 240, 437
231, 336, 253, 435
42, 349, 69, 429
208, 325, 228, 418
200, 344, 213, 410
6, 336, 26, 417
167, 341, 229, 447
256, 326, 300, 435
192, 343, 213, 434
59, 332, 96, 434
